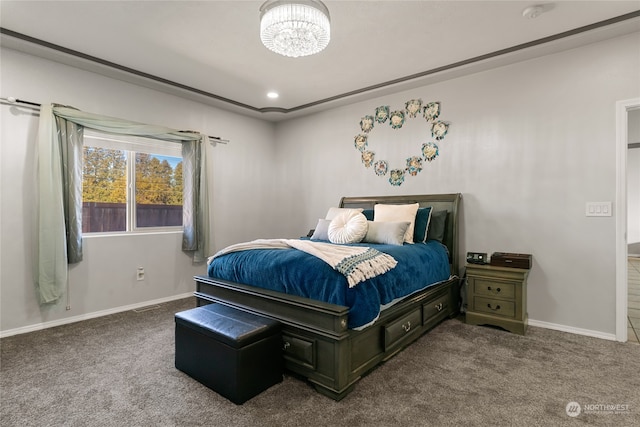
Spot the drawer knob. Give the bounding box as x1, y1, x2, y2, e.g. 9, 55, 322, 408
435, 302, 443, 311
487, 286, 501, 293
402, 321, 411, 333
282, 341, 291, 350
487, 303, 501, 311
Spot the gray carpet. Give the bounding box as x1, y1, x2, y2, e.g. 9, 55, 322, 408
1, 298, 639, 427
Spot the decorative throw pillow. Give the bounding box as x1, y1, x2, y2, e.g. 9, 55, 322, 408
413, 206, 433, 243
310, 218, 332, 240
363, 221, 410, 246
325, 207, 364, 220
427, 210, 447, 242
374, 203, 420, 243
328, 211, 368, 244
361, 209, 374, 221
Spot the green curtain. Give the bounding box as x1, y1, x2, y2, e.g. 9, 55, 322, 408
36, 104, 210, 304
36, 105, 68, 303
55, 115, 84, 264
182, 139, 210, 263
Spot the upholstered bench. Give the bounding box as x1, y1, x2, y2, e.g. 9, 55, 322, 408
175, 303, 283, 404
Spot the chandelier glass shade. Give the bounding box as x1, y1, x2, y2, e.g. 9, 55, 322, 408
259, 0, 331, 58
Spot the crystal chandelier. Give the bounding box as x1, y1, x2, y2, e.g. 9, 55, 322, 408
259, 0, 331, 58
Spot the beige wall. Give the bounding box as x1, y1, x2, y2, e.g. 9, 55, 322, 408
1, 32, 639, 337
0, 47, 277, 334
272, 33, 640, 336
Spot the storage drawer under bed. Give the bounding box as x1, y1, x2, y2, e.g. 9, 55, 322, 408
282, 333, 316, 370
383, 308, 422, 351
422, 291, 450, 327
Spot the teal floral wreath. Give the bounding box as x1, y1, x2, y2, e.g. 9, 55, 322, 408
354, 99, 450, 186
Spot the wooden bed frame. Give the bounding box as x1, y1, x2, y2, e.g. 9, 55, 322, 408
194, 193, 461, 400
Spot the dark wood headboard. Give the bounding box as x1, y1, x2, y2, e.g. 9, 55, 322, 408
339, 193, 462, 276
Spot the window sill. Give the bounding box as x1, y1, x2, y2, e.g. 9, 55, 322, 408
83, 229, 183, 238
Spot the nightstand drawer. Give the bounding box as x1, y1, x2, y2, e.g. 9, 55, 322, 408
474, 297, 515, 318
473, 279, 515, 299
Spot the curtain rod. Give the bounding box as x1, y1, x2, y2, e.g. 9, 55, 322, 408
0, 96, 229, 144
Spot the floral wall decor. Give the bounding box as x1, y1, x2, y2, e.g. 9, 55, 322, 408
353, 99, 450, 186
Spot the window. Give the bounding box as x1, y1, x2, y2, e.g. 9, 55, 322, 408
82, 130, 183, 233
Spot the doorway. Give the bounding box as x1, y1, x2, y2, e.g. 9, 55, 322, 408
626, 108, 640, 342
616, 98, 640, 342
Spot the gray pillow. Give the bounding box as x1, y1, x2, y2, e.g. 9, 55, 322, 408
427, 210, 447, 242
363, 221, 410, 246
310, 218, 332, 240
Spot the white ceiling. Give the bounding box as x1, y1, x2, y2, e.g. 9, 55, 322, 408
1, 1, 639, 121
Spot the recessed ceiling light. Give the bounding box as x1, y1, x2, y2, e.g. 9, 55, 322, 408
267, 92, 279, 99
522, 5, 544, 19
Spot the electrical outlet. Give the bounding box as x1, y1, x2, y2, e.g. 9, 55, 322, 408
136, 267, 145, 281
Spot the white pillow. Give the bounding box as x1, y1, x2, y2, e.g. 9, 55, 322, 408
374, 203, 420, 243
325, 207, 364, 221
363, 221, 410, 246
328, 211, 368, 244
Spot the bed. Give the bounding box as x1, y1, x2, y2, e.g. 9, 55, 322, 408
194, 193, 462, 400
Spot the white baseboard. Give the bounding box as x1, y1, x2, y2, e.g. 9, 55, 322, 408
2, 297, 620, 342
0, 292, 194, 339
528, 319, 617, 342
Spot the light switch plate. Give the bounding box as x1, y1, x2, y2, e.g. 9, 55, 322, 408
585, 202, 612, 217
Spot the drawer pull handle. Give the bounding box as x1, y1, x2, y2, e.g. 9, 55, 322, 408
487, 286, 501, 293
435, 303, 443, 311
282, 341, 291, 351
402, 321, 411, 333
487, 303, 501, 311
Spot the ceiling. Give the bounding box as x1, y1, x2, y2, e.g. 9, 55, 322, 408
1, 1, 639, 121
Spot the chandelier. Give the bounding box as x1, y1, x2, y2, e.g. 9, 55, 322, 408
259, 0, 331, 58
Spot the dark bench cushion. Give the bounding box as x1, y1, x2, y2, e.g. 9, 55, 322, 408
175, 303, 280, 348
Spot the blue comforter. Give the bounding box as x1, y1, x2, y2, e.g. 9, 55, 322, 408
207, 240, 451, 329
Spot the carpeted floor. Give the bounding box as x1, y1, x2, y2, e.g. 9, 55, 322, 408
1, 298, 639, 427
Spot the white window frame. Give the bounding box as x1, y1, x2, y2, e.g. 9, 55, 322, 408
83, 129, 183, 234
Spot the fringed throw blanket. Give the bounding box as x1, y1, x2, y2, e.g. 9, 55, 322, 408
209, 239, 397, 288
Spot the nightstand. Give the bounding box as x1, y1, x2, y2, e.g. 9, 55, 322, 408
465, 264, 529, 335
